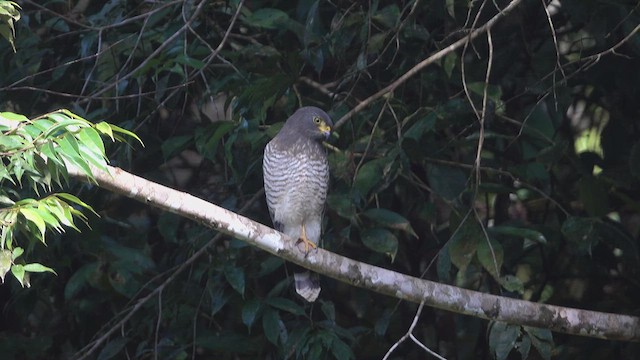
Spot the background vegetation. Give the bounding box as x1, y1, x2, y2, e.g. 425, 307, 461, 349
1, 0, 639, 359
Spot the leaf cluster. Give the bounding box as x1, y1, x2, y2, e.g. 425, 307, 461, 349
0, 0, 20, 52
0, 109, 140, 287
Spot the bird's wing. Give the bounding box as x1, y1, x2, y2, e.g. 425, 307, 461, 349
263, 141, 287, 233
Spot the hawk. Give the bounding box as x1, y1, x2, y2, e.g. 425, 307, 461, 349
263, 106, 332, 302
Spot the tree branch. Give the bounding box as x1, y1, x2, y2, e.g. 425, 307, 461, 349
66, 163, 640, 342
334, 0, 525, 129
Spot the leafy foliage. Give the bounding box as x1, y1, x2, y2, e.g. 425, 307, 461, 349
0, 0, 20, 52
1, 0, 640, 359
0, 109, 140, 287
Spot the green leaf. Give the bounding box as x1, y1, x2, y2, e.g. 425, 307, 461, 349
23, 263, 56, 274
489, 226, 547, 244
241, 299, 261, 331
95, 122, 114, 140
108, 267, 138, 298
523, 326, 553, 360
539, 284, 554, 302
174, 54, 206, 69
0, 135, 25, 150
372, 4, 399, 28
224, 264, 245, 296
466, 82, 504, 107
77, 127, 106, 157
327, 194, 356, 219
11, 246, 23, 260
64, 262, 97, 300
0, 194, 14, 205
425, 163, 467, 201
489, 322, 519, 360
9, 154, 26, 185
500, 275, 524, 293
320, 301, 335, 323
106, 123, 144, 145
56, 192, 97, 214
0, 23, 16, 52
360, 228, 398, 261
11, 263, 26, 287
161, 135, 192, 159
404, 112, 436, 141
0, 249, 11, 283
308, 341, 323, 360
194, 122, 236, 161
36, 204, 64, 232
262, 307, 281, 345
448, 216, 481, 272
55, 134, 93, 178
361, 208, 417, 237
246, 8, 290, 29
46, 198, 76, 228
367, 33, 388, 53
77, 141, 108, 171
97, 337, 128, 360
330, 336, 355, 360
0, 111, 28, 122
561, 217, 599, 256
40, 142, 65, 167
42, 118, 87, 138
445, 0, 456, 18
257, 256, 284, 277
516, 335, 532, 359
283, 324, 311, 357
0, 214, 15, 249
19, 208, 46, 241
104, 241, 155, 273
443, 52, 458, 78
354, 158, 387, 197
477, 237, 503, 279
266, 297, 305, 316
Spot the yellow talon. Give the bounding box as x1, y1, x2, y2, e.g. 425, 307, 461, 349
297, 224, 317, 253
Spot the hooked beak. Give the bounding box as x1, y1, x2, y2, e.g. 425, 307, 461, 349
319, 123, 332, 140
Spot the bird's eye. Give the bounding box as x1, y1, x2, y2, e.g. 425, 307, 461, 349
313, 116, 321, 125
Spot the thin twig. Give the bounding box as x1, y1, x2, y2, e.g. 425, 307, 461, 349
82, 0, 208, 102
154, 288, 163, 360
541, 0, 565, 111
133, 0, 247, 132
383, 301, 447, 360
334, 0, 525, 129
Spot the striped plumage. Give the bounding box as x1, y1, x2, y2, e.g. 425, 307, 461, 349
263, 106, 332, 302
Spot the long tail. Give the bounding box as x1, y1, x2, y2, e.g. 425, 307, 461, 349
294, 271, 320, 302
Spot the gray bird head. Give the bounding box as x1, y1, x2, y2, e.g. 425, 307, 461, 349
277, 106, 333, 143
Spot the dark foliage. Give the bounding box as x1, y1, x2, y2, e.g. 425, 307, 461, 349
1, 0, 639, 359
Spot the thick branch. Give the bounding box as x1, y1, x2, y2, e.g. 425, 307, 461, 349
66, 163, 640, 342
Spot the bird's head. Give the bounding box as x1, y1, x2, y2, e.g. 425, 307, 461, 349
284, 106, 333, 142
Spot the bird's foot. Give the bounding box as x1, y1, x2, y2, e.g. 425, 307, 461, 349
297, 235, 317, 254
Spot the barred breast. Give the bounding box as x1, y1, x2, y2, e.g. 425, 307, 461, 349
263, 140, 329, 243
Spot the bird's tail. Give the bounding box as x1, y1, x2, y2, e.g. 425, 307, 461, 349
294, 271, 321, 302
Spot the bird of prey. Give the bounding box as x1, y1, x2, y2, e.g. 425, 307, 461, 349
263, 106, 332, 302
